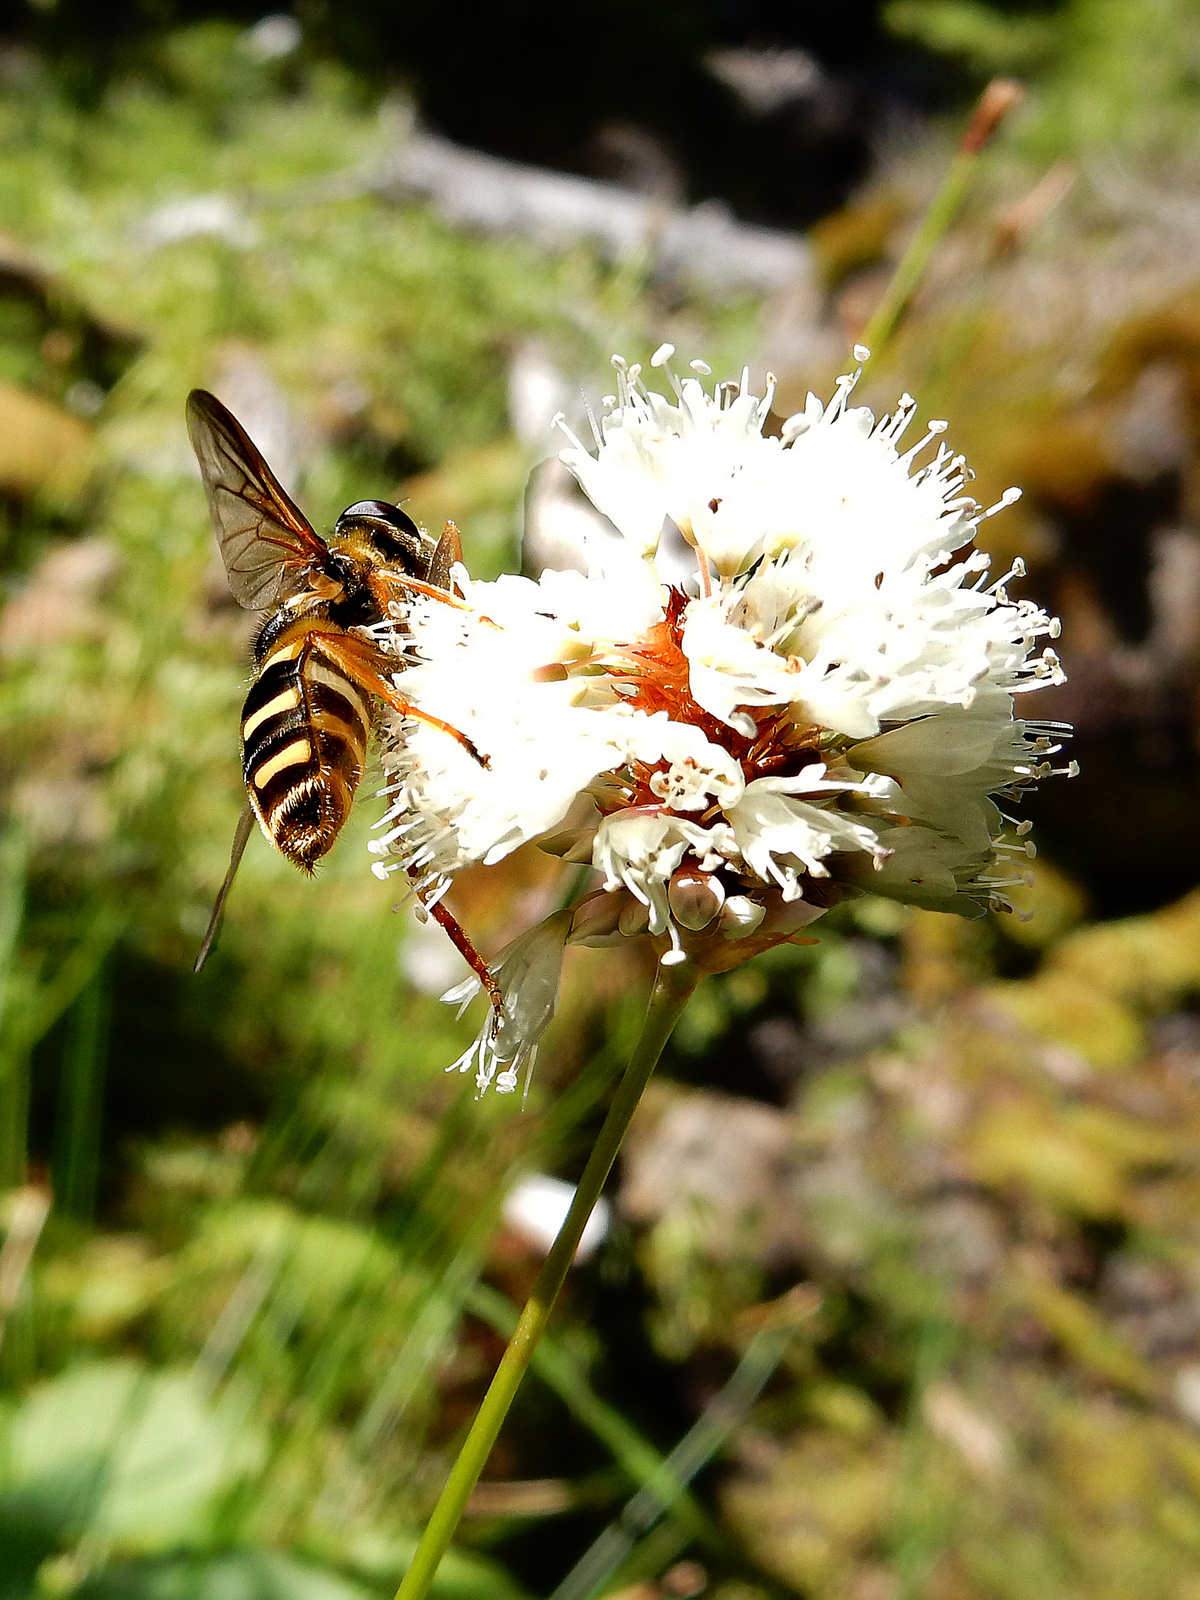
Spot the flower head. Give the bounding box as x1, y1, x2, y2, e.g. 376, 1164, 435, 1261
373, 351, 1072, 1089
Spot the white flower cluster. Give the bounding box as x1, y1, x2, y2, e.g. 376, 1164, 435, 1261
372, 349, 1071, 1091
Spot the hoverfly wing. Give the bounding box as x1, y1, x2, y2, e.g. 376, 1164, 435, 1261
194, 803, 256, 972
427, 519, 463, 592
187, 389, 327, 611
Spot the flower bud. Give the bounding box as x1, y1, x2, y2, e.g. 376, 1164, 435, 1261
719, 895, 765, 939
569, 890, 625, 945
668, 867, 725, 931
618, 897, 652, 937
538, 826, 597, 863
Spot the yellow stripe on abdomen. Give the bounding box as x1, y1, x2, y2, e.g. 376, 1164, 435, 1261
242, 684, 303, 742
252, 737, 313, 788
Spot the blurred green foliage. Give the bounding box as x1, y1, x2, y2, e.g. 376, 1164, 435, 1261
887, 0, 1200, 158
6, 8, 1200, 1600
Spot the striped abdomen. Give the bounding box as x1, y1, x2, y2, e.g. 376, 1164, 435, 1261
241, 621, 372, 870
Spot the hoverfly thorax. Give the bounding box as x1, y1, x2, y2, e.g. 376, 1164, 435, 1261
333, 499, 429, 570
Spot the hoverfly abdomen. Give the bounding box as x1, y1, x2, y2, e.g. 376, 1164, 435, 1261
241, 617, 372, 871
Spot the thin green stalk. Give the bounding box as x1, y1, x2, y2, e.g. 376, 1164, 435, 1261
0, 1186, 51, 1354
0, 825, 29, 1191
353, 1227, 494, 1454
467, 1283, 727, 1560
54, 962, 111, 1221
0, 904, 121, 1196
860, 78, 1023, 364
556, 1320, 795, 1600
394, 964, 697, 1600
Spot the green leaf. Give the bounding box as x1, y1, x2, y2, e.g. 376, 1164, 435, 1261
76, 1551, 377, 1600
885, 0, 1056, 71
5, 1360, 261, 1550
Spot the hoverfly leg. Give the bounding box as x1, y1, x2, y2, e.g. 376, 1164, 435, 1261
382, 691, 490, 769
368, 523, 467, 615
417, 889, 505, 1022
379, 572, 471, 609
309, 631, 490, 769
195, 804, 256, 972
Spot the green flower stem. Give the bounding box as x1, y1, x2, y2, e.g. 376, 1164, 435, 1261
394, 963, 698, 1600
860, 78, 1023, 363
0, 824, 29, 1192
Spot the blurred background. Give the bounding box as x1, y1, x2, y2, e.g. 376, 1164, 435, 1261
4, 2, 1200, 1597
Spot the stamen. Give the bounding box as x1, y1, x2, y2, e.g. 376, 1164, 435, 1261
899, 418, 948, 465
581, 390, 602, 448
553, 411, 586, 452
696, 547, 713, 598
758, 371, 778, 422
659, 920, 688, 965
982, 486, 1023, 518
879, 394, 917, 444
986, 556, 1026, 596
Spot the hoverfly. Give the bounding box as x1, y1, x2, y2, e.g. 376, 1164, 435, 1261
187, 388, 501, 1013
